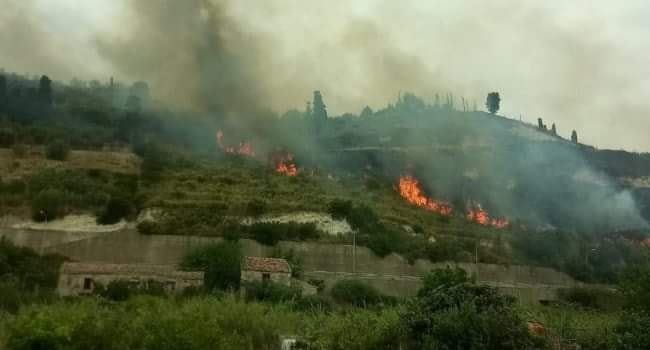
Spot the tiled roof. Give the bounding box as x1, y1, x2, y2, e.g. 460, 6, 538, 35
242, 257, 291, 274
60, 262, 203, 280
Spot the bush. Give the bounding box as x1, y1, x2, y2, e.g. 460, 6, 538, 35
271, 247, 304, 278
245, 200, 268, 217
558, 287, 623, 311
327, 199, 353, 220
30, 188, 66, 222
244, 281, 301, 303
5, 296, 299, 350
613, 311, 650, 350
304, 308, 402, 349
401, 268, 537, 349
97, 196, 133, 225
136, 221, 162, 235
294, 294, 333, 312
330, 280, 383, 307
249, 222, 320, 245
99, 280, 132, 301
45, 140, 70, 161
181, 242, 242, 291
250, 222, 285, 245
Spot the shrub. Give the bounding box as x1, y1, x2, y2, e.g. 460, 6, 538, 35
330, 280, 383, 307
136, 221, 162, 235
327, 199, 353, 220
97, 196, 133, 225
99, 280, 132, 301
271, 247, 304, 278
245, 200, 268, 217
181, 242, 242, 291
304, 308, 402, 349
401, 268, 537, 349
244, 281, 301, 303
250, 222, 285, 246
294, 294, 333, 312
366, 228, 401, 258
30, 188, 66, 222
613, 311, 650, 350
45, 140, 70, 161
558, 287, 623, 311
0, 278, 22, 313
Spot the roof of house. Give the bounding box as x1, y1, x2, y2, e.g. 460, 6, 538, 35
242, 257, 291, 274
60, 262, 203, 280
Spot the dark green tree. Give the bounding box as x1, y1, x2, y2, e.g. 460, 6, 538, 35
485, 92, 500, 114
125, 95, 141, 114
38, 75, 53, 107
551, 123, 557, 135
0, 75, 7, 113
181, 242, 242, 291
312, 90, 327, 133
571, 130, 578, 143
402, 268, 537, 349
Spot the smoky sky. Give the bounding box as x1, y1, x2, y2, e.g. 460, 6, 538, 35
1, 0, 650, 151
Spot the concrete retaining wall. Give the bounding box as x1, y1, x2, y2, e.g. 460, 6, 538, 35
1, 228, 586, 303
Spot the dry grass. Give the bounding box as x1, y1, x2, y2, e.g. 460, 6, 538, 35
0, 147, 140, 181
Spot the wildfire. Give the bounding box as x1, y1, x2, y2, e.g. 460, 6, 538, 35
398, 176, 453, 216
271, 150, 298, 176
216, 129, 255, 157
466, 202, 509, 229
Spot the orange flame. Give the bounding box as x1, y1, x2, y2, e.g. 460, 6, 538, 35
216, 129, 255, 157
466, 202, 509, 229
398, 176, 453, 216
275, 153, 298, 176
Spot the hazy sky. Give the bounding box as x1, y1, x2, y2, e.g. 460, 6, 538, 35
1, 0, 649, 151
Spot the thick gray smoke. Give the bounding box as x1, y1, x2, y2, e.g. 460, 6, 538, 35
94, 0, 268, 117
2, 0, 650, 150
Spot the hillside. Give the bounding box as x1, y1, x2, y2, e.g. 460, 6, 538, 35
0, 74, 649, 284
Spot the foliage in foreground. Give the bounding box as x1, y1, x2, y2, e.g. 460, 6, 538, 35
402, 267, 539, 349
1, 296, 403, 350
180, 241, 242, 291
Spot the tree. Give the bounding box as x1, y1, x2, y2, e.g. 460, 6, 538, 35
551, 123, 557, 135
125, 95, 141, 114
38, 75, 53, 107
401, 268, 537, 349
538, 118, 544, 129
312, 90, 327, 133
485, 92, 500, 114
360, 105, 373, 118
0, 75, 6, 113
181, 242, 242, 291
571, 130, 579, 143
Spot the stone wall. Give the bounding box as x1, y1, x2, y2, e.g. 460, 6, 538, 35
1, 228, 587, 303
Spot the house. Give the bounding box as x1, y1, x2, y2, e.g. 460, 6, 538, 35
241, 257, 292, 286
57, 262, 203, 296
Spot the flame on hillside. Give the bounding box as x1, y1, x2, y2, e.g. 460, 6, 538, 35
398, 175, 453, 216
466, 202, 509, 229
216, 129, 255, 157
269, 149, 298, 176
276, 154, 298, 176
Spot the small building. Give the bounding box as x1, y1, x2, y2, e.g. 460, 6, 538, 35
241, 257, 291, 286
57, 262, 203, 296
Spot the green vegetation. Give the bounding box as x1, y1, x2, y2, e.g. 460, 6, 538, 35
181, 241, 242, 291
0, 239, 64, 314
330, 280, 386, 307
402, 268, 539, 349
44, 140, 70, 161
